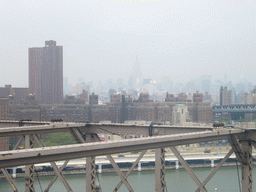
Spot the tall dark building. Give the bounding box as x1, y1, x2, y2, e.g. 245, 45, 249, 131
220, 86, 231, 106
29, 40, 63, 104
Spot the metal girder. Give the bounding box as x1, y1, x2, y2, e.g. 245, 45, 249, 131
229, 135, 247, 164
155, 148, 166, 192
1, 168, 19, 192
114, 150, 147, 192
33, 134, 73, 192
0, 122, 214, 137
85, 134, 98, 192
195, 149, 234, 192
0, 120, 49, 128
0, 129, 247, 169
0, 123, 85, 137
241, 141, 253, 192
25, 135, 35, 192
86, 156, 96, 192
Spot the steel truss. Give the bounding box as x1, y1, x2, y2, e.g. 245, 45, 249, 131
1, 122, 256, 192
155, 148, 166, 192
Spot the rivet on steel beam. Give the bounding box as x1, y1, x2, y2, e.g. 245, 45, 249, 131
154, 129, 159, 135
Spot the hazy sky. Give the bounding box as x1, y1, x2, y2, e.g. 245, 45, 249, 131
1, 0, 255, 87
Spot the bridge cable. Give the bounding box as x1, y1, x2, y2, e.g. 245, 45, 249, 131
236, 160, 242, 192
35, 169, 43, 192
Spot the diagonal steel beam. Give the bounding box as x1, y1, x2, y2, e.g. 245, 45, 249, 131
44, 160, 69, 192
69, 127, 86, 143
114, 150, 147, 191
33, 134, 73, 192
170, 147, 207, 192
1, 168, 19, 192
107, 155, 134, 192
195, 149, 234, 192
229, 135, 246, 164
50, 162, 73, 192
13, 136, 24, 150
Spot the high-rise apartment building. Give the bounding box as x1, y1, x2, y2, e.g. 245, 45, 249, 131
29, 40, 63, 104
220, 86, 231, 105
89, 93, 98, 105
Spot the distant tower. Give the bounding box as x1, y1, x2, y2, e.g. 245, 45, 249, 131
220, 86, 223, 106
29, 40, 63, 104
132, 56, 141, 89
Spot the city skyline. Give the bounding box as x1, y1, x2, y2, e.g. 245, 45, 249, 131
1, 1, 255, 87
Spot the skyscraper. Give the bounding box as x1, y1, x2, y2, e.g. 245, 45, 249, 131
29, 40, 63, 104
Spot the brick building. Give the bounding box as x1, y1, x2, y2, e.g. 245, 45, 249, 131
9, 92, 213, 124
0, 98, 10, 151
0, 84, 29, 104
29, 40, 63, 104
193, 91, 203, 102
89, 93, 98, 105
138, 93, 149, 102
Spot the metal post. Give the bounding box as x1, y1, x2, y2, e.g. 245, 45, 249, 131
86, 134, 97, 192
138, 162, 142, 172
175, 160, 179, 170
211, 160, 214, 168
98, 163, 102, 174
86, 156, 96, 192
25, 135, 35, 192
241, 141, 253, 192
12, 168, 17, 178
155, 148, 166, 192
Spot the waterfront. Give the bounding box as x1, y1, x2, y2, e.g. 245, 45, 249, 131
1, 165, 256, 192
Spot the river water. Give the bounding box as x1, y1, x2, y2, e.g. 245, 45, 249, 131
0, 165, 255, 192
